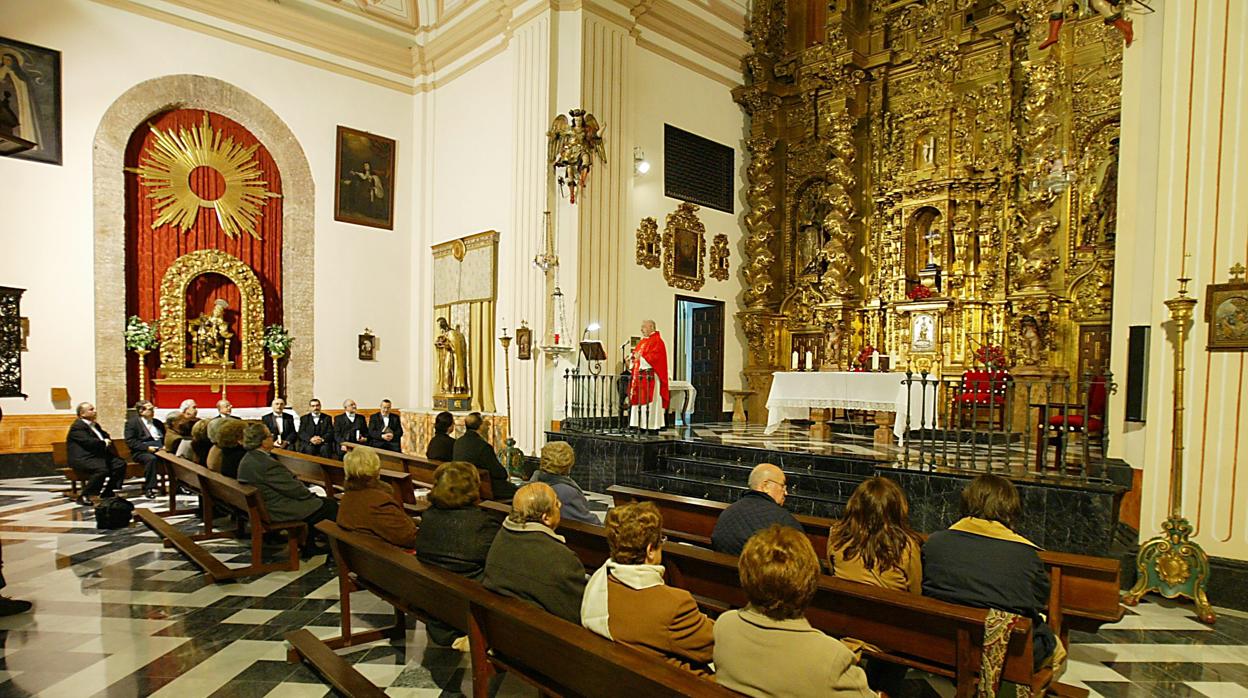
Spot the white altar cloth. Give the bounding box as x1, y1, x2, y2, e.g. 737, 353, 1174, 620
668, 380, 697, 425
764, 371, 938, 440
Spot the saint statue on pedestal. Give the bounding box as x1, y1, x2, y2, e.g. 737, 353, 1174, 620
188, 298, 233, 366
435, 316, 468, 395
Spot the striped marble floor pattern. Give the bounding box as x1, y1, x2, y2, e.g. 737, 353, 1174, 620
0, 475, 1239, 697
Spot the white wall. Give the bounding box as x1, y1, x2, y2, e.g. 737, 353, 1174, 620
0, 0, 414, 415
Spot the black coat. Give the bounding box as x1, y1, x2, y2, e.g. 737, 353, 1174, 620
368, 412, 403, 451
124, 416, 165, 458
452, 430, 517, 499
334, 413, 369, 454
710, 490, 802, 556
297, 413, 336, 458
483, 523, 586, 624
261, 412, 299, 449
414, 506, 499, 580
66, 419, 122, 473
922, 527, 1055, 670
425, 432, 456, 462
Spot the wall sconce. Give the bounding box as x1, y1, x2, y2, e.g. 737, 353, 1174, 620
633, 146, 650, 175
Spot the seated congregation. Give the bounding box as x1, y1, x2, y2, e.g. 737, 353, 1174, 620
93, 390, 1076, 697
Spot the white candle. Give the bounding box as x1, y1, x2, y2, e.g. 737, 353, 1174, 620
791, 351, 799, 370
805, 351, 813, 370
871, 353, 880, 371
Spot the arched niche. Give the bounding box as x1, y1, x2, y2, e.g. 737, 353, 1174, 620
158, 250, 265, 374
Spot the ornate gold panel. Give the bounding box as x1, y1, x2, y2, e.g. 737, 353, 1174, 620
662, 202, 706, 292
157, 249, 266, 380
635, 216, 660, 269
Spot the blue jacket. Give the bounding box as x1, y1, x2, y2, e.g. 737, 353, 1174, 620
711, 490, 801, 555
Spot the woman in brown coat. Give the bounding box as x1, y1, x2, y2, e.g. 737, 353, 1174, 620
581, 501, 715, 676
336, 446, 417, 549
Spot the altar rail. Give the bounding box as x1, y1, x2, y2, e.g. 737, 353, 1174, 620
901, 370, 1116, 483
562, 369, 661, 436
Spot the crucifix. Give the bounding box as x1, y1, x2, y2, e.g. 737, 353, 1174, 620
924, 226, 942, 267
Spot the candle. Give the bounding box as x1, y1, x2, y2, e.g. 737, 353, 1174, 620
871, 353, 880, 371
805, 351, 813, 370
791, 351, 799, 370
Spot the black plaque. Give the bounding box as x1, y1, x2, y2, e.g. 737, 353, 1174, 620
664, 124, 734, 214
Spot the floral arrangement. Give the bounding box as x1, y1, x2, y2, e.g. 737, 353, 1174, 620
974, 344, 1009, 370
263, 324, 293, 357
124, 316, 159, 352
852, 344, 877, 372
906, 284, 933, 301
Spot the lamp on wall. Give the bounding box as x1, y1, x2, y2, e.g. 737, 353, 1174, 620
633, 146, 650, 175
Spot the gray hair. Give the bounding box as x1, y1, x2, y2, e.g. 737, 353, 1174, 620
75, 402, 92, 417
507, 483, 558, 525
241, 421, 270, 451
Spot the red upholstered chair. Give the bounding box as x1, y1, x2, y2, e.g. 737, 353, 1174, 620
955, 370, 1009, 430
1040, 376, 1108, 470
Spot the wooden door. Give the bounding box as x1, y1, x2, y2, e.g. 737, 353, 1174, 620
1078, 324, 1112, 378
689, 302, 724, 422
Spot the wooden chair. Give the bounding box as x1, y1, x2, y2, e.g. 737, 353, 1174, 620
1038, 376, 1108, 472
954, 370, 1010, 430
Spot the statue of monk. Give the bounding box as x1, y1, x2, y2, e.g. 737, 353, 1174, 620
189, 298, 233, 366
435, 317, 469, 394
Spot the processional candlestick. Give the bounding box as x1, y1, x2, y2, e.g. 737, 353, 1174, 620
1122, 277, 1215, 623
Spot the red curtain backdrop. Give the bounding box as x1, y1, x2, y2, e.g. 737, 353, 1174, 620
125, 109, 283, 406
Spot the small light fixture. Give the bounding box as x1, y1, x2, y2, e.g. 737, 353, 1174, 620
633, 146, 650, 175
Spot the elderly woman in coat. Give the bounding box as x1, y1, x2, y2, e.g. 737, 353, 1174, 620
336, 446, 416, 549
528, 441, 597, 525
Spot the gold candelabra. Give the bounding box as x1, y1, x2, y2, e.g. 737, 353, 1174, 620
271, 352, 284, 401
499, 328, 513, 421
1122, 277, 1215, 623
135, 348, 150, 402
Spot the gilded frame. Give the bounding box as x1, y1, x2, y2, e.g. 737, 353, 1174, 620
662, 202, 706, 291
1205, 269, 1248, 352
709, 233, 730, 281
157, 249, 265, 378
635, 216, 660, 268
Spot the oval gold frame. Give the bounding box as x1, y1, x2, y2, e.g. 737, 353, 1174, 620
157, 249, 266, 377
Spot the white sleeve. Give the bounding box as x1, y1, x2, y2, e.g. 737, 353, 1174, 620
638, 356, 652, 370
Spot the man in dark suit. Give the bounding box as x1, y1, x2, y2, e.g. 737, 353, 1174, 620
124, 400, 166, 499
368, 399, 403, 453
261, 398, 298, 450
297, 398, 336, 459
66, 402, 127, 505
334, 399, 369, 458
452, 411, 517, 499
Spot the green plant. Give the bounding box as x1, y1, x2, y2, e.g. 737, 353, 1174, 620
124, 316, 159, 351
264, 324, 293, 356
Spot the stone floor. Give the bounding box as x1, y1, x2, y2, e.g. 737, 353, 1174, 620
0, 475, 1239, 697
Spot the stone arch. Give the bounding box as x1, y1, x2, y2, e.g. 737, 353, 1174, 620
94, 75, 313, 425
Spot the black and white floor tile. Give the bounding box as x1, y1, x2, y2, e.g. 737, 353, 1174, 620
0, 476, 1239, 697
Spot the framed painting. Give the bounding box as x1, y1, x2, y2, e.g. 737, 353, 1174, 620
515, 324, 533, 360
0, 36, 62, 165
334, 125, 396, 229
662, 202, 706, 291
358, 330, 376, 361
1206, 265, 1248, 352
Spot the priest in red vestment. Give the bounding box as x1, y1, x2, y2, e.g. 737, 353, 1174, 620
628, 319, 670, 431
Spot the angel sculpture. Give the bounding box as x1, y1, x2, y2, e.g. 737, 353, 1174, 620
1038, 0, 1152, 50
548, 109, 607, 204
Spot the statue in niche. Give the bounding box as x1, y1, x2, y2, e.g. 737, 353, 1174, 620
189, 298, 233, 366
916, 133, 937, 168
795, 183, 831, 276
1082, 137, 1120, 247
1017, 315, 1044, 367
435, 316, 469, 395
822, 321, 843, 368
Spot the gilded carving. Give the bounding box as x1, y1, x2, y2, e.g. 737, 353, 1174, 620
662, 202, 706, 292
157, 249, 265, 380
634, 216, 660, 269
709, 234, 730, 281
741, 136, 778, 308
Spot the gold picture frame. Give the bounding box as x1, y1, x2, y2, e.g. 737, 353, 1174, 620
662, 202, 706, 291
635, 217, 660, 268
516, 324, 533, 360
1205, 264, 1248, 352
709, 233, 730, 281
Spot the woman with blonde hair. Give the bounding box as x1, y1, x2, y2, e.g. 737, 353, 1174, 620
528, 441, 597, 524
336, 446, 416, 549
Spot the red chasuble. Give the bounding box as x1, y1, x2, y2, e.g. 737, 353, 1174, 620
629, 331, 670, 409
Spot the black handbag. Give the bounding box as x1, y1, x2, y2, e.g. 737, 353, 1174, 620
94, 497, 135, 530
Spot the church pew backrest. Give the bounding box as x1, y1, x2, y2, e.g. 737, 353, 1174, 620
347, 442, 494, 501
52, 439, 135, 467
273, 449, 422, 509
607, 483, 1123, 641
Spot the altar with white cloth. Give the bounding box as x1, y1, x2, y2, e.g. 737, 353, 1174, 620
668, 380, 697, 426
764, 371, 938, 442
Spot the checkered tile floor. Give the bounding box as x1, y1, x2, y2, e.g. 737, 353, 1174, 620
0, 476, 1240, 697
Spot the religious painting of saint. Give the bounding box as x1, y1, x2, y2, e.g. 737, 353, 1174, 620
1206, 270, 1248, 352
358, 330, 376, 361
0, 36, 61, 165
674, 227, 700, 279
334, 125, 396, 230
910, 312, 937, 353
515, 324, 532, 360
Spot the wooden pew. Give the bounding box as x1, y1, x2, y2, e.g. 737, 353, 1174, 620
51, 440, 149, 498
271, 448, 427, 517
608, 484, 1125, 645
475, 500, 1078, 698
310, 521, 735, 698
343, 442, 494, 501
137, 452, 307, 582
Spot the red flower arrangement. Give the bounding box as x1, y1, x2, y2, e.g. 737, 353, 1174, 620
974, 344, 1008, 370
906, 285, 933, 300
853, 344, 877, 372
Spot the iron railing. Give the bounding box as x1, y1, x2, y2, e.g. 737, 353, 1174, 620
562, 369, 662, 436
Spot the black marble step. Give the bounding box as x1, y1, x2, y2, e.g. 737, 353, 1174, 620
666, 439, 883, 474
658, 455, 866, 502
634, 471, 847, 519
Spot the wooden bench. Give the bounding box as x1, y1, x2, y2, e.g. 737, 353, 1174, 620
271, 449, 427, 517
51, 440, 149, 498
344, 442, 494, 501
608, 484, 1125, 646
308, 521, 735, 698
137, 452, 307, 582
476, 500, 1079, 698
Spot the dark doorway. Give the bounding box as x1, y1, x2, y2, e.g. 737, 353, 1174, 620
674, 296, 725, 423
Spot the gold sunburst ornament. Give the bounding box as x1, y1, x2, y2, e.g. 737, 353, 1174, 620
127, 114, 280, 240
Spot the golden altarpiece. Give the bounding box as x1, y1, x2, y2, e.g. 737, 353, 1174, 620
733, 0, 1121, 413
